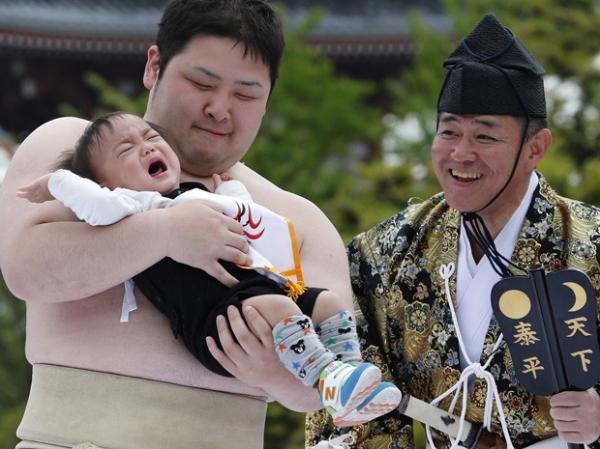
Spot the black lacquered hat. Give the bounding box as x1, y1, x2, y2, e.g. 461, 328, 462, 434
438, 13, 546, 118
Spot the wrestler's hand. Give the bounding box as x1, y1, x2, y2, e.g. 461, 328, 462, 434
206, 305, 279, 388
206, 305, 322, 412
165, 201, 251, 287
550, 388, 600, 444
16, 173, 53, 203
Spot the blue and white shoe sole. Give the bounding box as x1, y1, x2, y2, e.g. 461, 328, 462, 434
334, 382, 402, 427
330, 364, 382, 426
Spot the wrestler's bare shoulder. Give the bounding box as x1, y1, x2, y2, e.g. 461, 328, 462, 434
20, 117, 88, 152
8, 117, 89, 182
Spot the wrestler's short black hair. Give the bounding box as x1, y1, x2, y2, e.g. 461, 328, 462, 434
155, 0, 284, 93
56, 111, 130, 182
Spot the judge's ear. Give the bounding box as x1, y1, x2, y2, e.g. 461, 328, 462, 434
524, 127, 552, 169
143, 45, 161, 91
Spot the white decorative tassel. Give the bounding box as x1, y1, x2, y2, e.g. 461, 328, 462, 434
119, 279, 138, 323
426, 264, 514, 449
307, 433, 356, 449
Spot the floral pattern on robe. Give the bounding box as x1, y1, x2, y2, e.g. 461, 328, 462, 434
306, 175, 600, 449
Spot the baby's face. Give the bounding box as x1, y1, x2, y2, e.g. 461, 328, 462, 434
94, 114, 181, 194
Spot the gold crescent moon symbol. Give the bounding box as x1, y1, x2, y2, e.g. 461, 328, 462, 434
563, 282, 587, 312
498, 289, 531, 320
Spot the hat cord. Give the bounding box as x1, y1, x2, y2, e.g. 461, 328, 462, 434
461, 213, 528, 277
454, 39, 533, 277
460, 63, 530, 278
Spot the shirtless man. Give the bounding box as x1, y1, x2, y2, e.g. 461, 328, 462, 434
0, 1, 350, 448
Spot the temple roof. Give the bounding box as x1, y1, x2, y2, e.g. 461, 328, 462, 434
0, 0, 448, 59
0, 0, 163, 57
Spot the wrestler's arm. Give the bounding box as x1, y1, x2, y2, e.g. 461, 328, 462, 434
0, 117, 251, 302
307, 231, 414, 447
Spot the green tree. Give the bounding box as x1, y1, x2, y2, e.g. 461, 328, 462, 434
0, 276, 28, 449
373, 0, 600, 227
246, 10, 380, 207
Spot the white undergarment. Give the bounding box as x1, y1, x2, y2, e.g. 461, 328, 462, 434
456, 172, 539, 369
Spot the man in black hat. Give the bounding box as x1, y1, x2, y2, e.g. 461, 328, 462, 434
306, 13, 600, 449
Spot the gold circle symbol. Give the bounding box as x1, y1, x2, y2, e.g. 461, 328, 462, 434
498, 289, 531, 319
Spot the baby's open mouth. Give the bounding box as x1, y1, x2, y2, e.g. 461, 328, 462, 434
148, 160, 167, 176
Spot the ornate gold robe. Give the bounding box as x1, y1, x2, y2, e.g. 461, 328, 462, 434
306, 176, 600, 449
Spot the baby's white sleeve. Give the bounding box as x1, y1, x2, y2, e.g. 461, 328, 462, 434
48, 169, 169, 226
214, 179, 253, 202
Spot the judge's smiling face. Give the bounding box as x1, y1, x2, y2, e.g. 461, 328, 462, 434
92, 113, 181, 194
431, 112, 547, 220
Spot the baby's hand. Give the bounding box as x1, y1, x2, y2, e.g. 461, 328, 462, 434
212, 172, 231, 191
17, 173, 54, 203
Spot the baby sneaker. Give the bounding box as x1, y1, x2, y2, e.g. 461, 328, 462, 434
333, 381, 403, 427
318, 361, 382, 427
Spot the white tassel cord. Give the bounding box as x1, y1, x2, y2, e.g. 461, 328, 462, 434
307, 433, 356, 449
119, 279, 138, 323
426, 263, 514, 449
